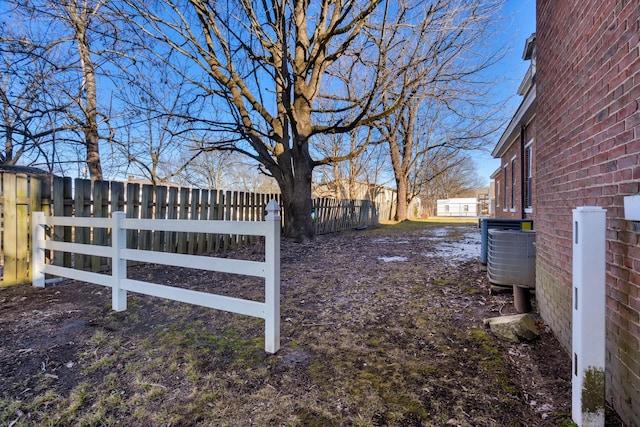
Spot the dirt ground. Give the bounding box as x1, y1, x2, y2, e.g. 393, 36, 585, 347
0, 221, 624, 426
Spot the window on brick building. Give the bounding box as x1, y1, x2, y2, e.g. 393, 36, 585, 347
510, 157, 516, 210
524, 140, 533, 211
496, 180, 501, 208
503, 165, 508, 210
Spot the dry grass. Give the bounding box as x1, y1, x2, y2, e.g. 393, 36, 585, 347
0, 222, 583, 426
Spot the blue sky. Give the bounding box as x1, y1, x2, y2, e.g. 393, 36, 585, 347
472, 0, 536, 186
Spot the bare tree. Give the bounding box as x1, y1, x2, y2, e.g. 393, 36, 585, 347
172, 150, 231, 190
108, 62, 204, 184
373, 0, 505, 221
0, 46, 52, 167
313, 127, 381, 200
0, 19, 77, 171
173, 150, 278, 193
419, 153, 483, 216
1, 0, 137, 181
114, 0, 491, 241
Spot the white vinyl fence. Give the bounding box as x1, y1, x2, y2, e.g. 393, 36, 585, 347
32, 200, 281, 353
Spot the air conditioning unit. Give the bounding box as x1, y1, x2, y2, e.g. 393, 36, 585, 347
478, 218, 533, 265
487, 229, 536, 287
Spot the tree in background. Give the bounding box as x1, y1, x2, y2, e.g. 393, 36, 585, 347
373, 1, 504, 221
173, 150, 279, 194
0, 15, 72, 170
108, 61, 204, 185
313, 127, 391, 200
0, 0, 139, 180
418, 152, 483, 217
115, 0, 505, 241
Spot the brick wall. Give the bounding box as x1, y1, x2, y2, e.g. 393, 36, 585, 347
536, 1, 640, 424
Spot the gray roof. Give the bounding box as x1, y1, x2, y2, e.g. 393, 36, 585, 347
0, 164, 51, 175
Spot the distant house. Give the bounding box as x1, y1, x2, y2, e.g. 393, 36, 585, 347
491, 33, 536, 220
434, 188, 489, 218
492, 2, 639, 425
313, 179, 395, 204
436, 197, 478, 217
313, 179, 398, 220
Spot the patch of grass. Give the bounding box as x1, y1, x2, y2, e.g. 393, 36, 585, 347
57, 382, 91, 420
89, 329, 109, 347
379, 218, 478, 227
0, 398, 27, 426
295, 407, 338, 427
152, 321, 265, 370
460, 284, 482, 295
557, 417, 578, 426
432, 278, 456, 287
462, 328, 519, 396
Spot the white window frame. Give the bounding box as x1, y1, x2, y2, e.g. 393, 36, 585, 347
510, 156, 516, 212
524, 139, 534, 213
503, 165, 508, 212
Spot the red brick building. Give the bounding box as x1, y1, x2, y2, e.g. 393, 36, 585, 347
502, 2, 639, 424
492, 33, 537, 221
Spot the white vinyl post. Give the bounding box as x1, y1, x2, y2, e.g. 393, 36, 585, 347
111, 212, 127, 311
264, 200, 281, 354
572, 206, 606, 426
32, 212, 46, 288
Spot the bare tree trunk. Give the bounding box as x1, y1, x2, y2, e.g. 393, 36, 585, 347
273, 139, 315, 243
395, 177, 409, 221
281, 174, 314, 243
69, 2, 103, 181
85, 124, 102, 181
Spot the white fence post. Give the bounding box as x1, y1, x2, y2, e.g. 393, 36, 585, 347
264, 200, 281, 354
112, 212, 127, 311
572, 206, 606, 426
32, 212, 45, 288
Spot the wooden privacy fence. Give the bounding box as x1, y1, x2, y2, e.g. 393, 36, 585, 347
312, 198, 379, 234
32, 201, 281, 353
0, 173, 51, 286
1, 173, 384, 286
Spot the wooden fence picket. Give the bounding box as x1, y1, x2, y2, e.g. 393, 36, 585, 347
52, 177, 72, 268
166, 187, 178, 253
2, 174, 25, 286
92, 181, 110, 271
188, 189, 199, 255
74, 179, 92, 271
177, 187, 189, 254
126, 183, 140, 251
154, 185, 168, 252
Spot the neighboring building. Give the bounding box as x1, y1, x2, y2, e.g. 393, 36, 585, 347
487, 180, 496, 216
491, 33, 537, 220
0, 164, 51, 176
436, 197, 478, 217
435, 188, 490, 218
313, 179, 398, 220
532, 2, 638, 424
313, 179, 396, 204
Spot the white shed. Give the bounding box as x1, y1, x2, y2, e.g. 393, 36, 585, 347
436, 198, 478, 217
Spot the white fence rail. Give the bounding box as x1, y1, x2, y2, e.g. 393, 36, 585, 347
32, 200, 281, 353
